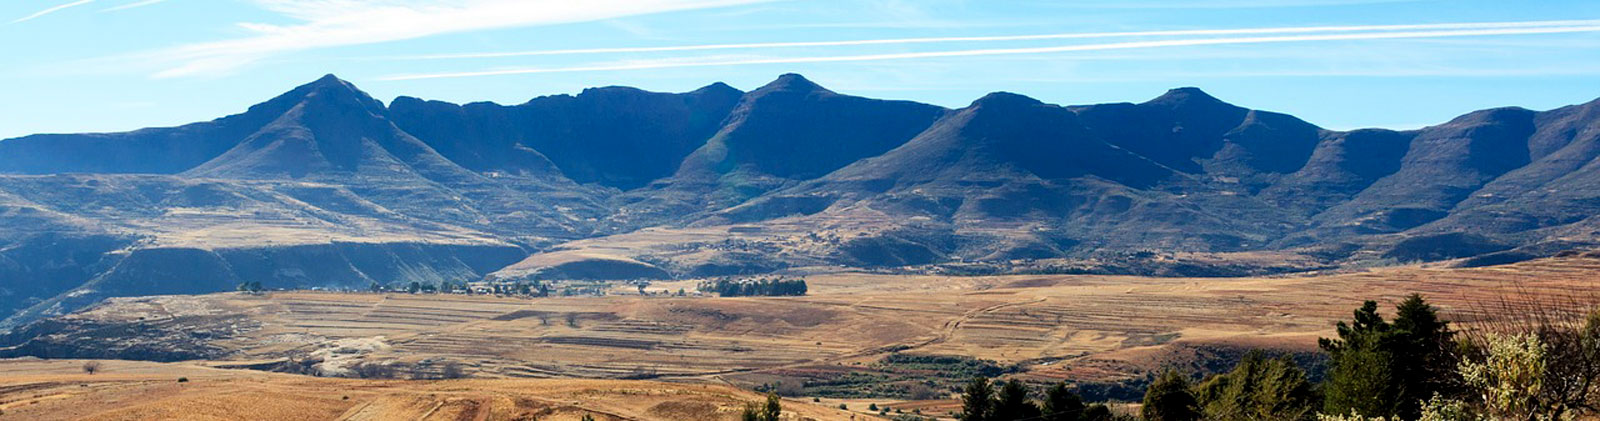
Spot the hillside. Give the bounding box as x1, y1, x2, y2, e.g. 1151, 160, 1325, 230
2, 73, 1600, 325
5, 256, 1598, 406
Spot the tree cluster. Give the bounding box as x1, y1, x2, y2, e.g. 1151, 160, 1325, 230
371, 280, 549, 297
958, 377, 1118, 421
741, 392, 783, 421
699, 277, 808, 297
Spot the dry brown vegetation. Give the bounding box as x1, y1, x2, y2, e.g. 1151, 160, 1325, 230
0, 359, 866, 421
10, 256, 1600, 419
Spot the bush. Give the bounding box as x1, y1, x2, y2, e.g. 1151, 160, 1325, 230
81, 361, 102, 375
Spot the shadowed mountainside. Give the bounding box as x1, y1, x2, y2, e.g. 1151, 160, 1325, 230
2, 73, 1599, 326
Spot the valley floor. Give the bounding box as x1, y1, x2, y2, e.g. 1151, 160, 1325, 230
6, 256, 1599, 419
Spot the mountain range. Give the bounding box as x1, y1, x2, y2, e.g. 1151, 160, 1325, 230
2, 73, 1598, 328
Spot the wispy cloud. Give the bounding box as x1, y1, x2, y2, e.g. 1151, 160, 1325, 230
12, 0, 95, 23
380, 22, 1600, 80
101, 0, 168, 12
391, 19, 1600, 60
1050, 0, 1424, 9
139, 0, 774, 78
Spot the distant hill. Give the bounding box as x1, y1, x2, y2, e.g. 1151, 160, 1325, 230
1, 73, 1598, 326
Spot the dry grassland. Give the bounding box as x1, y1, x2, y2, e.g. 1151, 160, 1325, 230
0, 359, 869, 421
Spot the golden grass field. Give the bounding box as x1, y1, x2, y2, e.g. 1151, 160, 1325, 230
0, 359, 872, 420
6, 256, 1600, 420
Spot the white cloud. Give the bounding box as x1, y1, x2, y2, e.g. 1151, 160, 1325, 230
1050, 0, 1424, 9
143, 0, 774, 77
380, 22, 1600, 80
101, 0, 170, 12
391, 19, 1600, 60
12, 0, 95, 23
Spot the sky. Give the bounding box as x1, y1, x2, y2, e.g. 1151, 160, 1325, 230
1, 0, 1598, 139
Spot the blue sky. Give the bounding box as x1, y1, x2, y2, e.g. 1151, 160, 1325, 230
1, 0, 1597, 139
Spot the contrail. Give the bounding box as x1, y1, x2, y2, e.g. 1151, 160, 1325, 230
380, 24, 1600, 81
101, 0, 168, 12
12, 0, 95, 23
391, 19, 1600, 60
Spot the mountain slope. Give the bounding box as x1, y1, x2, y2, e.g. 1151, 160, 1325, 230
608, 74, 947, 228
389, 82, 744, 190
4, 74, 1600, 324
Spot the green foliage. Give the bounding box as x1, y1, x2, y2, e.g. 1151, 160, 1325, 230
761, 392, 782, 421
1193, 351, 1317, 421
1459, 333, 1548, 420
1042, 382, 1085, 421
1320, 295, 1460, 419
992, 380, 1041, 421
959, 377, 994, 421
741, 403, 761, 421
1141, 370, 1199, 421
1390, 294, 1462, 415
1415, 395, 1479, 421
698, 277, 808, 297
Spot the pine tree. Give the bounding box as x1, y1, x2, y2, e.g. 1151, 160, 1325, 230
1319, 296, 1459, 419
1319, 300, 1399, 417
1142, 370, 1200, 421
1042, 382, 1085, 421
993, 380, 1041, 420
960, 377, 995, 421
1390, 293, 1460, 418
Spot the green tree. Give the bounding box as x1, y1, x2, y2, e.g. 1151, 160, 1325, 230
1193, 351, 1317, 421
993, 380, 1041, 421
1320, 300, 1399, 417
1042, 382, 1085, 421
1320, 296, 1461, 419
761, 392, 782, 421
1142, 370, 1199, 421
1390, 294, 1461, 416
960, 377, 995, 421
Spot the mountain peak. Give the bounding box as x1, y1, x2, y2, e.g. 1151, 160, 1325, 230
280, 74, 386, 115
755, 73, 830, 95
693, 81, 742, 96
970, 92, 1045, 109
1146, 87, 1227, 107
311, 73, 346, 86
